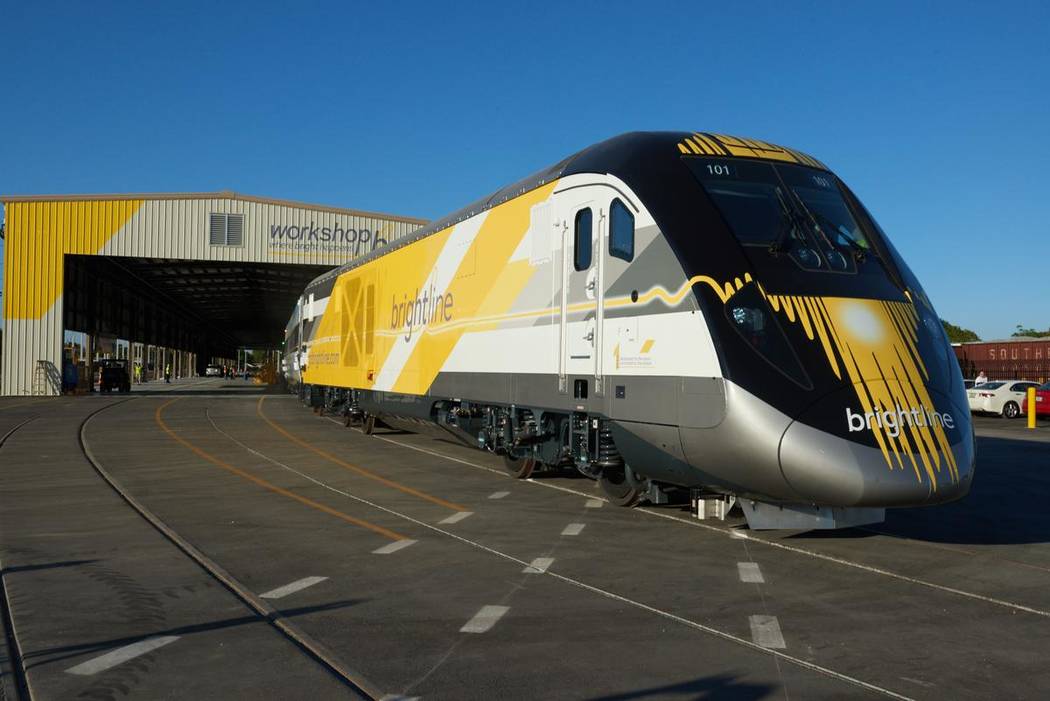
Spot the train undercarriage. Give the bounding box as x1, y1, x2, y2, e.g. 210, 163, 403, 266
295, 383, 888, 530
298, 384, 678, 508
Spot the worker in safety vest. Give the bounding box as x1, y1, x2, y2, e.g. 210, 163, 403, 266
164, 363, 172, 383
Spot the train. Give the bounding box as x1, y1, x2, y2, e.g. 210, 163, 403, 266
283, 131, 974, 529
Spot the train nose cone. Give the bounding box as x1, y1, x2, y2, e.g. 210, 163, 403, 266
779, 382, 974, 507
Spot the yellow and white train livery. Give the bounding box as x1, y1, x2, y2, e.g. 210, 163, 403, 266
285, 131, 974, 529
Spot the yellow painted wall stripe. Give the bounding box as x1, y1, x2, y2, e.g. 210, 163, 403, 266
3, 200, 143, 320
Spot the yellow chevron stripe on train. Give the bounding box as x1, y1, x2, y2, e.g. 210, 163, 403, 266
284, 131, 974, 530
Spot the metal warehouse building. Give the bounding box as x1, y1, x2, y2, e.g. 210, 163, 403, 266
1, 192, 425, 395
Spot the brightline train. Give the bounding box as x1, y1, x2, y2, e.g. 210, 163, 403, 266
284, 131, 974, 529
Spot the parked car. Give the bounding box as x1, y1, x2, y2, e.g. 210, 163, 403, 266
1020, 381, 1050, 417
205, 364, 223, 377
97, 359, 131, 393
967, 380, 1041, 418
963, 379, 975, 390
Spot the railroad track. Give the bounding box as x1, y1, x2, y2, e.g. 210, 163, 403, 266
2, 400, 379, 701
1, 416, 38, 701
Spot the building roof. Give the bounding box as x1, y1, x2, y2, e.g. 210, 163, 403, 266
0, 190, 428, 226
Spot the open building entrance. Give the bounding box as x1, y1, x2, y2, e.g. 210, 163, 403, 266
59, 255, 332, 392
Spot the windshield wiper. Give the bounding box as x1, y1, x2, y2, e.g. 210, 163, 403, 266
768, 187, 800, 256
792, 194, 869, 262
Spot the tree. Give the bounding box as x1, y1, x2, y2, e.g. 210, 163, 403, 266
941, 320, 980, 343
1012, 325, 1050, 338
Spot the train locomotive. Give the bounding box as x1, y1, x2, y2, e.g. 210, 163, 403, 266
284, 131, 974, 529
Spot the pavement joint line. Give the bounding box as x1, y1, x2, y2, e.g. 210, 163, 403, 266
156, 401, 408, 541
488, 491, 510, 499
66, 635, 180, 676
268, 413, 915, 698
368, 431, 1050, 620
749, 615, 786, 650
561, 523, 586, 536
738, 562, 765, 584
523, 557, 554, 574
438, 511, 473, 525
81, 399, 387, 699
636, 506, 1050, 619
259, 396, 469, 512
373, 539, 417, 555
260, 576, 329, 600
585, 499, 603, 508
460, 605, 510, 634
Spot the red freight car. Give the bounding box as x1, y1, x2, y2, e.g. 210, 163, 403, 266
953, 338, 1050, 383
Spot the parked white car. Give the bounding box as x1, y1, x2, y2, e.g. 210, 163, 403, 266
967, 380, 1041, 418
205, 364, 223, 377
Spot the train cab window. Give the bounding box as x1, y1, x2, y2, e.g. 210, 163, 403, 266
609, 199, 634, 262
686, 159, 879, 275
574, 208, 593, 271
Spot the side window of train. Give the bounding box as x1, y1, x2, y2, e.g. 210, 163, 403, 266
574, 208, 593, 271
609, 198, 634, 262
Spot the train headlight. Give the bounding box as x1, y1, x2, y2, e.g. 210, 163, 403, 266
725, 283, 811, 389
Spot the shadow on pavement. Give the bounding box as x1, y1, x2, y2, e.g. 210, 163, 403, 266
1, 559, 100, 575
22, 598, 366, 669
586, 673, 773, 700
793, 435, 1050, 546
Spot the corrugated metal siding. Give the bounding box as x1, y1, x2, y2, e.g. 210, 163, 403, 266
1, 195, 423, 395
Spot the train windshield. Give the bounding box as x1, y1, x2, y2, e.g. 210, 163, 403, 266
687, 159, 876, 274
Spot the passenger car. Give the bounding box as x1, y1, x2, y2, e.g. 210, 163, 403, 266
1020, 381, 1050, 417
967, 380, 1040, 418
205, 364, 223, 377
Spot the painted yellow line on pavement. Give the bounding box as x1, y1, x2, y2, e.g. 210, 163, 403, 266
257, 396, 468, 512
155, 398, 407, 541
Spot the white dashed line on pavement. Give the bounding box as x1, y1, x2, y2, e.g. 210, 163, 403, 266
561, 523, 586, 536
460, 605, 510, 633
522, 557, 554, 574
749, 615, 786, 649
439, 511, 473, 524
585, 499, 603, 508
738, 562, 765, 583
260, 576, 329, 600
488, 491, 510, 499
66, 636, 180, 675
373, 539, 418, 555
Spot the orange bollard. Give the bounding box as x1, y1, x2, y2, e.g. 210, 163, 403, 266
1029, 387, 1038, 429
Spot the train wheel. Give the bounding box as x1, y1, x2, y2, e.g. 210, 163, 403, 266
502, 454, 537, 479
363, 415, 376, 435
599, 464, 645, 507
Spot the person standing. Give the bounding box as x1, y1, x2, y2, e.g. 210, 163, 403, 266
165, 363, 172, 383
975, 370, 988, 386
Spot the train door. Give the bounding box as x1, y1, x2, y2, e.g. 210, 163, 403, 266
558, 189, 605, 397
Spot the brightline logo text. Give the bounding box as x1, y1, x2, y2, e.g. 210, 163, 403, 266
846, 405, 955, 438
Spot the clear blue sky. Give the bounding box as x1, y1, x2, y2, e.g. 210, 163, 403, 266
1, 1, 1047, 340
